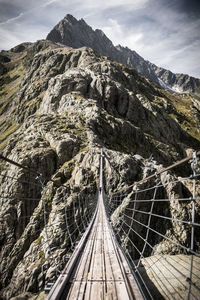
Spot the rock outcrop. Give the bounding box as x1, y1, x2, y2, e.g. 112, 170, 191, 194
47, 14, 200, 95
0, 38, 200, 299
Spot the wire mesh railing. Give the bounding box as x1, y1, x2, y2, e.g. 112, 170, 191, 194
105, 152, 200, 300
1, 150, 200, 299
0, 154, 98, 294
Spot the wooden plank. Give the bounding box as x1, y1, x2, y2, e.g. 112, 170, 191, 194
66, 281, 87, 300
84, 281, 104, 300
117, 246, 144, 299
72, 231, 96, 281
48, 191, 145, 299
87, 222, 104, 281
68, 213, 100, 284
114, 281, 132, 299
104, 220, 124, 282
103, 229, 115, 282
104, 282, 118, 300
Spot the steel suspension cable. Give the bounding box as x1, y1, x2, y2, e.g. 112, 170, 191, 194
104, 150, 200, 299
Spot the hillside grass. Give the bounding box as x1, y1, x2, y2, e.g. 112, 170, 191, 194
161, 91, 200, 141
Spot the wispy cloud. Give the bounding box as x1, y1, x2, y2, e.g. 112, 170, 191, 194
0, 12, 24, 25
85, 0, 149, 10
100, 0, 200, 77
0, 0, 199, 78
41, 0, 59, 8
102, 19, 143, 48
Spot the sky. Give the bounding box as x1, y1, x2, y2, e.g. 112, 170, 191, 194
0, 0, 200, 78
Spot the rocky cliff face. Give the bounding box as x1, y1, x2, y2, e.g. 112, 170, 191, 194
47, 14, 200, 95
0, 38, 200, 299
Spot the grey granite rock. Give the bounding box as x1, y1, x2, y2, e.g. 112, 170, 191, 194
47, 14, 200, 95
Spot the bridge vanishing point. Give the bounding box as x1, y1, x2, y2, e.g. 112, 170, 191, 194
0, 149, 200, 300
47, 149, 143, 299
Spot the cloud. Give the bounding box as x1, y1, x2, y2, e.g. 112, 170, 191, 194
100, 0, 200, 77
42, 0, 57, 6
140, 3, 200, 77
102, 19, 143, 49
0, 0, 65, 24
102, 19, 123, 44
0, 21, 49, 50
85, 0, 149, 10
0, 0, 40, 21
0, 0, 199, 78
0, 27, 23, 49
0, 12, 24, 25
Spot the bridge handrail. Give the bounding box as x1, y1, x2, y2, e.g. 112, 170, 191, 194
110, 150, 200, 196
105, 150, 200, 300
47, 198, 99, 299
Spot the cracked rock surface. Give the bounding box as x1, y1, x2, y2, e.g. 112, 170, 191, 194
0, 39, 200, 299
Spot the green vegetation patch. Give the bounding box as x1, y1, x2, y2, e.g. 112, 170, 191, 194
39, 250, 45, 263
162, 91, 200, 141
0, 120, 19, 150
36, 235, 44, 246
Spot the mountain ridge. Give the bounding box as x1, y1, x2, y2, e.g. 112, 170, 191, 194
46, 14, 200, 95
0, 17, 200, 299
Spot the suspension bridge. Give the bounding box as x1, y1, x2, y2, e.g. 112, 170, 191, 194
0, 149, 200, 300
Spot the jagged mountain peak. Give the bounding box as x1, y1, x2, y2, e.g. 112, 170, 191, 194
64, 13, 77, 21
46, 14, 200, 95
63, 14, 90, 28
46, 14, 114, 55
1, 23, 200, 299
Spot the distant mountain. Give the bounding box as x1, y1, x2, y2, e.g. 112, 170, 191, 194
47, 14, 200, 95
1, 34, 200, 299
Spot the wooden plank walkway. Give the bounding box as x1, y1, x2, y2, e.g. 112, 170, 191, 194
47, 192, 143, 299
47, 150, 143, 299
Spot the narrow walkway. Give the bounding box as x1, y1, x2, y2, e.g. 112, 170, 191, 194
47, 151, 143, 299
66, 192, 142, 299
